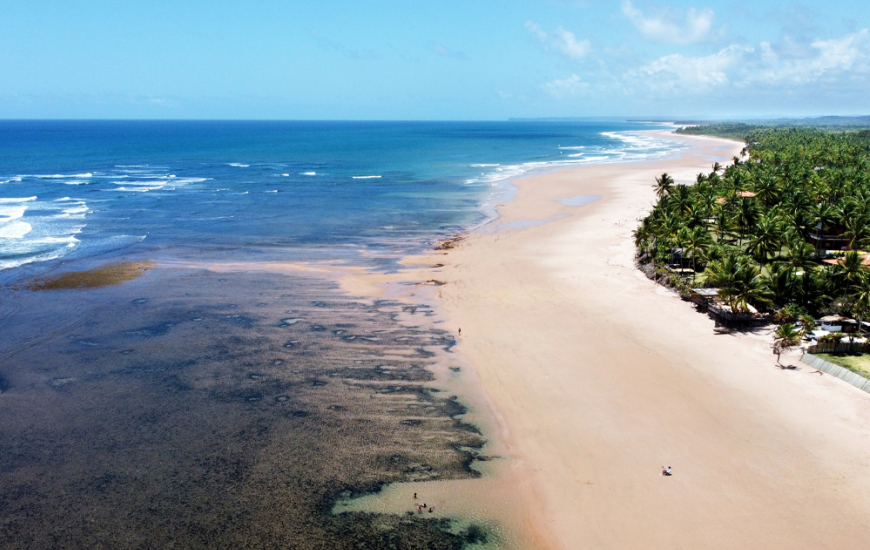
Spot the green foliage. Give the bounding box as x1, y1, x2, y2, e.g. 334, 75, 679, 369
819, 332, 847, 344
772, 304, 808, 324
637, 127, 870, 318
773, 323, 804, 365
675, 123, 761, 140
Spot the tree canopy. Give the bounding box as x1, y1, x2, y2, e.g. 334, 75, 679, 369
635, 127, 870, 318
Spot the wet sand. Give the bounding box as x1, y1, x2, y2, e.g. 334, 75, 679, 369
426, 132, 870, 549
7, 131, 870, 549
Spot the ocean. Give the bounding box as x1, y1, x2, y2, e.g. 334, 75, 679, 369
0, 120, 683, 549
0, 120, 683, 281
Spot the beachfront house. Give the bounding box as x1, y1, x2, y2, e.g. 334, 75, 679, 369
819, 315, 859, 334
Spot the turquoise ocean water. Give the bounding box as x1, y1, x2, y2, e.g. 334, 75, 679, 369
0, 120, 689, 547
0, 120, 683, 282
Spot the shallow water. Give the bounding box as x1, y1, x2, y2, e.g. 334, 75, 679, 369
0, 266, 490, 548
0, 121, 685, 548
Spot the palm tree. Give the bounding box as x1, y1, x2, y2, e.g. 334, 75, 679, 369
679, 226, 712, 284
670, 185, 693, 216
764, 263, 795, 307
773, 323, 802, 367
843, 215, 870, 250
746, 213, 782, 263
811, 202, 839, 258
734, 196, 760, 245
654, 173, 675, 199
706, 255, 773, 313
754, 174, 781, 206
785, 238, 816, 272
798, 314, 817, 338
832, 251, 867, 290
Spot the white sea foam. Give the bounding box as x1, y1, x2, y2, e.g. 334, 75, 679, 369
0, 205, 28, 222
467, 129, 685, 232
0, 196, 36, 203
61, 205, 89, 216
229, 163, 249, 168
471, 164, 500, 167
0, 221, 32, 239
300, 172, 316, 176
352, 175, 382, 179
0, 195, 89, 270
28, 173, 93, 179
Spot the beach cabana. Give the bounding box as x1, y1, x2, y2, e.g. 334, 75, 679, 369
819, 315, 859, 333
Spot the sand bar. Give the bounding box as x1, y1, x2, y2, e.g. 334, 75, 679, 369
433, 133, 870, 549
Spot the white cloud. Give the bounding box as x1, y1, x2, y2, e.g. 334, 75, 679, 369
621, 1, 720, 45
626, 44, 751, 91
542, 74, 590, 98
526, 21, 591, 59
624, 29, 870, 94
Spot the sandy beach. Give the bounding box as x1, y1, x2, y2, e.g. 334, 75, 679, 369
419, 133, 870, 549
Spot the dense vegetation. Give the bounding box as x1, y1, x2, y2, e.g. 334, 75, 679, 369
634, 128, 870, 325
675, 123, 763, 141
676, 119, 870, 141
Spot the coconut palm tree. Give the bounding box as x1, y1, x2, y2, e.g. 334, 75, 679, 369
811, 202, 839, 257
706, 255, 773, 313
654, 173, 675, 199
773, 323, 802, 367
734, 196, 760, 245
785, 238, 816, 272
832, 251, 867, 290
746, 213, 782, 264
764, 263, 796, 307
679, 226, 712, 284
843, 215, 870, 250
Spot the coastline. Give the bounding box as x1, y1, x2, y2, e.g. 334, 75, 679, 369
399, 131, 870, 548
9, 128, 870, 548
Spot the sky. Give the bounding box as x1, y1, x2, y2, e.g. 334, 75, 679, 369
1, 0, 869, 119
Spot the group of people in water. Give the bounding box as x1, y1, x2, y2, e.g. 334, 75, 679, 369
413, 492, 435, 514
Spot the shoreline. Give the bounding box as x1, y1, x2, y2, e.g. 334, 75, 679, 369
419, 131, 870, 548
12, 129, 870, 547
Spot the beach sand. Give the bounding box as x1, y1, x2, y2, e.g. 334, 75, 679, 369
415, 133, 870, 549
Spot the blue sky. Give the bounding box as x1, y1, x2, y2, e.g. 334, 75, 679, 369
2, 0, 868, 119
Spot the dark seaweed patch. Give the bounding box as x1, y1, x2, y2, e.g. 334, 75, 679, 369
0, 269, 490, 549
